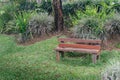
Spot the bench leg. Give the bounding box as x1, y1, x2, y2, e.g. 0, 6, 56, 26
56, 51, 60, 61
60, 51, 64, 58
92, 54, 97, 64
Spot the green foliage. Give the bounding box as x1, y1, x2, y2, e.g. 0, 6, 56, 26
71, 0, 117, 40
64, 0, 118, 28
62, 0, 91, 16
104, 14, 120, 39
26, 12, 54, 38
4, 20, 16, 34
0, 3, 16, 33
15, 11, 33, 34
73, 18, 101, 39
10, 0, 37, 11
14, 12, 54, 43
115, 43, 120, 48
112, 1, 120, 13
38, 0, 52, 14
102, 61, 120, 80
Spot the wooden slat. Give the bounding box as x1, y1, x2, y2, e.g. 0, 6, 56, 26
55, 47, 100, 54
58, 38, 101, 44
59, 43, 101, 50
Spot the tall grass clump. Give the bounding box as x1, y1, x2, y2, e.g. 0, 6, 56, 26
0, 3, 16, 33
73, 18, 101, 40
104, 14, 120, 40
20, 12, 54, 41
14, 11, 34, 43
102, 61, 120, 80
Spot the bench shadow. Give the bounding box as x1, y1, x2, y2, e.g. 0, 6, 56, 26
59, 51, 113, 67
60, 52, 93, 66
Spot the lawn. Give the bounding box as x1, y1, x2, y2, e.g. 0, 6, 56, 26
0, 34, 120, 80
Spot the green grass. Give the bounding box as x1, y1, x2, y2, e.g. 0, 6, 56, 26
0, 34, 120, 80
115, 43, 120, 48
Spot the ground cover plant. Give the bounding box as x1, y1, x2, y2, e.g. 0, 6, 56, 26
0, 35, 120, 80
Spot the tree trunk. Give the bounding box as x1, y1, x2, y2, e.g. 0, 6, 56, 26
53, 0, 64, 32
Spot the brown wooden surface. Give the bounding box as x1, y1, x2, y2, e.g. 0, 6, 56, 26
92, 54, 97, 63
56, 51, 60, 61
58, 38, 101, 44
55, 47, 100, 54
59, 43, 101, 50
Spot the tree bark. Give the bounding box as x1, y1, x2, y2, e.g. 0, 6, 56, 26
53, 0, 64, 32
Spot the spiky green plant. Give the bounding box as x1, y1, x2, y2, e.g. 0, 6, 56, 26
104, 14, 120, 40
27, 12, 54, 38
73, 18, 101, 40
102, 61, 120, 80
15, 11, 33, 34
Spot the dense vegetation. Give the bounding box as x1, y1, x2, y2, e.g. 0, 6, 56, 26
0, 0, 120, 41
0, 0, 120, 42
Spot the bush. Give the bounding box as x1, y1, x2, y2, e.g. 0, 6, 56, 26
24, 12, 54, 40
14, 11, 34, 43
38, 0, 52, 14
15, 11, 33, 34
63, 0, 118, 28
10, 0, 37, 12
104, 14, 120, 40
4, 20, 16, 34
73, 18, 102, 40
0, 4, 16, 33
102, 61, 120, 80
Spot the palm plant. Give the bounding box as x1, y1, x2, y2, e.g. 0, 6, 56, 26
15, 11, 32, 34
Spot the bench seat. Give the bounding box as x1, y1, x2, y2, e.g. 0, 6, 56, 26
56, 47, 100, 54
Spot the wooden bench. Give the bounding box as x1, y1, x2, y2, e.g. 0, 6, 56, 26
55, 38, 102, 63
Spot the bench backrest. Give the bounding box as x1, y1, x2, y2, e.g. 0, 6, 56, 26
58, 38, 102, 45
59, 43, 101, 50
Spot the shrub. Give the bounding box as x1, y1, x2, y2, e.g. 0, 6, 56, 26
4, 20, 16, 34
73, 18, 102, 40
112, 1, 120, 13
14, 11, 33, 43
104, 14, 120, 40
25, 12, 54, 39
0, 4, 16, 33
63, 0, 117, 28
15, 11, 33, 34
38, 0, 52, 14
10, 0, 37, 12
102, 61, 120, 80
